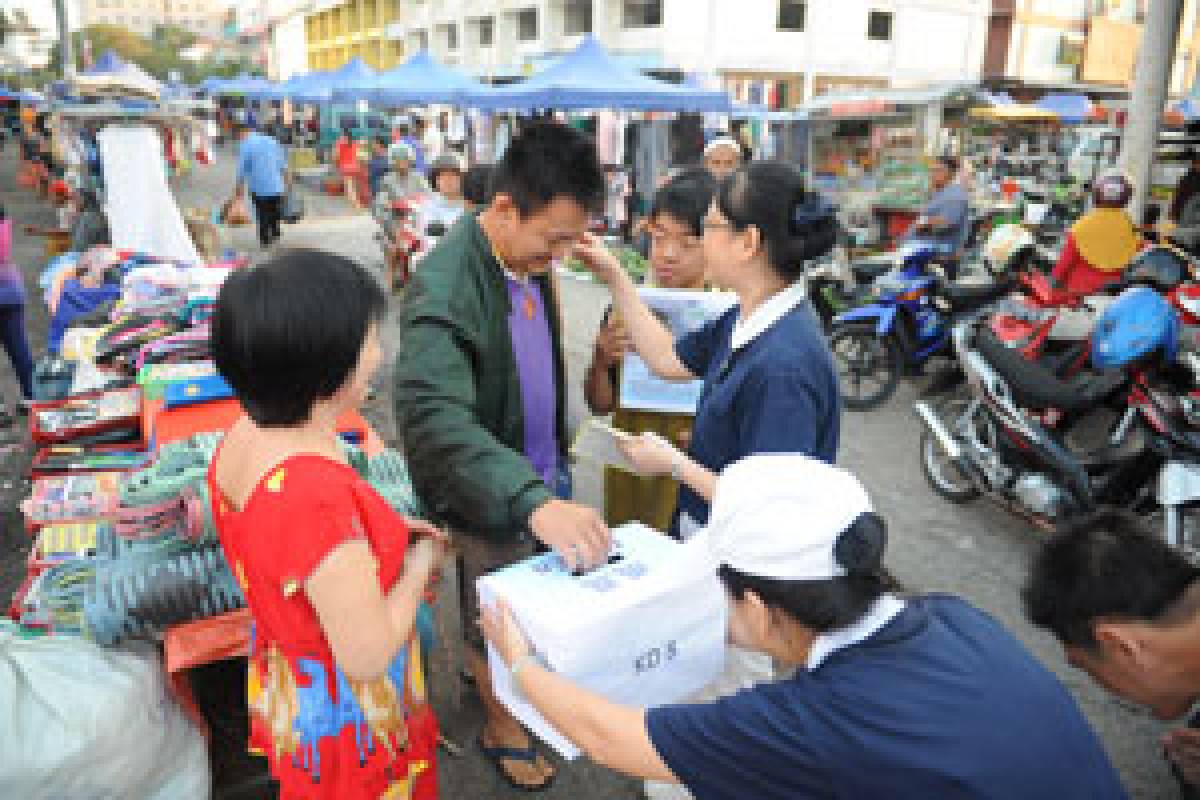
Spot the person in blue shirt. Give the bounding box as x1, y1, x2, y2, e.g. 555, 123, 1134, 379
573, 161, 840, 539
481, 454, 1130, 800
230, 121, 289, 249
906, 155, 970, 276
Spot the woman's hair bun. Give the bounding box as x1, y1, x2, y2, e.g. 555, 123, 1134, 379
787, 190, 838, 262
834, 512, 887, 576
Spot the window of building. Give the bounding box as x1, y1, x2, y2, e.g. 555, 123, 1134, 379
778, 0, 805, 31
564, 0, 593, 35
622, 0, 662, 28
444, 24, 458, 50
517, 8, 538, 41
867, 10, 892, 41
415, 30, 429, 50
477, 16, 495, 47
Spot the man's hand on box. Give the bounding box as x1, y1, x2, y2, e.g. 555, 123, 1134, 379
529, 498, 611, 572
480, 598, 531, 668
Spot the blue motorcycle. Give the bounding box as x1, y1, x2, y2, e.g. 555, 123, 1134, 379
829, 244, 1011, 411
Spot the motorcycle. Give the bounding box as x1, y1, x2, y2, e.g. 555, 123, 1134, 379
916, 287, 1200, 553
828, 243, 1013, 411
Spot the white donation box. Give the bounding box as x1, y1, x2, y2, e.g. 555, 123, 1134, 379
479, 523, 727, 758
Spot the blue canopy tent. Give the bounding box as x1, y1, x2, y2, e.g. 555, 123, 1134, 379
211, 73, 271, 97
82, 50, 126, 75
468, 35, 730, 112
0, 85, 16, 101
1036, 93, 1093, 123
253, 71, 327, 102
289, 58, 375, 105
331, 50, 483, 106
200, 76, 228, 93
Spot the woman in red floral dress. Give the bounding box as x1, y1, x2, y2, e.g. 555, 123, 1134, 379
209, 248, 443, 799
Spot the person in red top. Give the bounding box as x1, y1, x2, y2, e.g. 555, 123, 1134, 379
1052, 172, 1141, 297
334, 128, 364, 209
208, 249, 445, 799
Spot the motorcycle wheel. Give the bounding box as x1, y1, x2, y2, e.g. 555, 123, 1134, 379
829, 325, 902, 411
919, 392, 982, 503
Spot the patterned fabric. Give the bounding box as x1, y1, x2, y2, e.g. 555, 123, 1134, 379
208, 454, 438, 800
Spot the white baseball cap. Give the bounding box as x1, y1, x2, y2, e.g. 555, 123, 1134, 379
691, 454, 884, 581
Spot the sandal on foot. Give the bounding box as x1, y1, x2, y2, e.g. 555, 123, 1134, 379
477, 735, 556, 793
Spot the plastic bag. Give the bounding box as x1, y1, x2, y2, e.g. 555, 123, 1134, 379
282, 188, 304, 224
0, 626, 211, 799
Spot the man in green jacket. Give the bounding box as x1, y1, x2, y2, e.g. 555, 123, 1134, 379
394, 121, 610, 790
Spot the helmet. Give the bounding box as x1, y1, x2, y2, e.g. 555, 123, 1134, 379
1092, 171, 1133, 208
1125, 246, 1188, 293
1091, 287, 1179, 369
983, 223, 1035, 274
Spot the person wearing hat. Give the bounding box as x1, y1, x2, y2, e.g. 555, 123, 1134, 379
481, 455, 1129, 799
702, 137, 742, 181
424, 153, 468, 232
1052, 171, 1141, 296
372, 143, 431, 289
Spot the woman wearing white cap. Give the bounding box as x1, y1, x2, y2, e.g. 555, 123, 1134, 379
481, 455, 1129, 799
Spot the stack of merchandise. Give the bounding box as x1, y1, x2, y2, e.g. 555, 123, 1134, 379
8, 245, 424, 647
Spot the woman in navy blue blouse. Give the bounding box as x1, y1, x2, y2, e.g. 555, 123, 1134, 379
573, 161, 842, 538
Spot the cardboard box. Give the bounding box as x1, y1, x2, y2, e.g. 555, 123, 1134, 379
479, 523, 726, 758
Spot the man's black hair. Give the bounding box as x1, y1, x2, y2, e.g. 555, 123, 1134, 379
716, 161, 837, 281
491, 120, 604, 216
463, 164, 496, 207
1023, 509, 1200, 648
211, 249, 386, 428
374, 135, 390, 149
650, 167, 717, 237
231, 120, 250, 136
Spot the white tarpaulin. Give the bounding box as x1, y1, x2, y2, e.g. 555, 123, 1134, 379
97, 125, 201, 265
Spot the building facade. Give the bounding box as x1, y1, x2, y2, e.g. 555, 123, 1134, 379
299, 0, 989, 107
305, 0, 405, 71
76, 0, 227, 39
983, 0, 1200, 98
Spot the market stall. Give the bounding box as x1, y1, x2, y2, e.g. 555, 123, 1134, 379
803, 85, 980, 246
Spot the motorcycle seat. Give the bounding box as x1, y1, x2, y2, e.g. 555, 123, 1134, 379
938, 279, 1013, 312
851, 260, 892, 283
976, 330, 1125, 412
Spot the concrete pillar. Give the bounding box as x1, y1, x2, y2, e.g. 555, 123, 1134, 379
53, 0, 75, 79
1120, 0, 1184, 221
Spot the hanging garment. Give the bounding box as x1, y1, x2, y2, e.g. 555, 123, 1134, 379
97, 125, 201, 265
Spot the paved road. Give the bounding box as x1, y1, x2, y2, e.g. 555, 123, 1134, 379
0, 147, 1178, 798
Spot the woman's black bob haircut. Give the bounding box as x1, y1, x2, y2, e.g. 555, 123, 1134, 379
716, 161, 838, 282
650, 167, 717, 237
211, 248, 386, 427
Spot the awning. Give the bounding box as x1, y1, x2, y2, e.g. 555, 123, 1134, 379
968, 105, 1059, 122
467, 35, 729, 112
331, 50, 483, 106
1035, 93, 1094, 124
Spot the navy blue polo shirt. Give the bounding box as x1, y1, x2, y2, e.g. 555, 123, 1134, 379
646, 595, 1128, 800
673, 300, 840, 532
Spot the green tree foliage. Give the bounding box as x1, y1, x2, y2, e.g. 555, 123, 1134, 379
47, 24, 253, 84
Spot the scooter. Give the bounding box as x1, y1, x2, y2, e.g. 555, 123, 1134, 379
916, 288, 1200, 554
829, 243, 1013, 411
